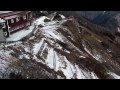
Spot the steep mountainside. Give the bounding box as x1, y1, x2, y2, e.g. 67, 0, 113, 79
70, 11, 120, 32
0, 13, 120, 79
72, 11, 104, 20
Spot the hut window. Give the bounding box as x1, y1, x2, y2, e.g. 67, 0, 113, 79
2, 23, 6, 28
29, 13, 32, 19
11, 19, 14, 23
30, 14, 32, 18
23, 16, 26, 20
16, 17, 20, 22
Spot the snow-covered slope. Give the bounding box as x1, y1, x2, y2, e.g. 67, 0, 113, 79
0, 13, 120, 79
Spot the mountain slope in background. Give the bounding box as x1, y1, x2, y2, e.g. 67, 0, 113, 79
69, 11, 120, 32
0, 13, 120, 79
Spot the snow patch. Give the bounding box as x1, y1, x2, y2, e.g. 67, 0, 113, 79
57, 75, 64, 79
59, 14, 66, 19
41, 25, 63, 42
75, 65, 86, 79
24, 47, 31, 53
91, 72, 98, 79
29, 36, 35, 40
24, 54, 30, 59
75, 65, 98, 79
82, 41, 102, 63
33, 55, 45, 64
118, 27, 120, 33
34, 16, 50, 26
68, 36, 75, 41
47, 39, 63, 50
64, 49, 70, 53
108, 72, 120, 79
79, 56, 86, 58
66, 40, 84, 55
46, 48, 55, 69
33, 38, 44, 54
40, 43, 47, 57
61, 57, 74, 79
84, 46, 101, 62
0, 50, 11, 75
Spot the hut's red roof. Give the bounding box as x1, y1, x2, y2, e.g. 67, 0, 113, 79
0, 11, 27, 20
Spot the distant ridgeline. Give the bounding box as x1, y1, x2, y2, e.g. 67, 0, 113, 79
70, 11, 120, 34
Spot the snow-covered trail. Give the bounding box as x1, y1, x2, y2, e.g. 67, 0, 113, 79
6, 25, 34, 41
